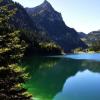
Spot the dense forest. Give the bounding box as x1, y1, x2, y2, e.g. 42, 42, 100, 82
0, 1, 32, 99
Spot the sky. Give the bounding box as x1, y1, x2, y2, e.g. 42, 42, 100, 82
13, 0, 100, 33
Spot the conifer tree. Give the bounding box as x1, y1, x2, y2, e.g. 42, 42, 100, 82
0, 2, 32, 100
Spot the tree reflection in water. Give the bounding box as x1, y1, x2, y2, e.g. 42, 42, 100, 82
22, 56, 100, 100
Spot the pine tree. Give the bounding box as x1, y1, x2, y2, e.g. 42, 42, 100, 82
0, 2, 32, 100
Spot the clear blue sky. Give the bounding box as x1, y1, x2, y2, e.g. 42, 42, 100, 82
13, 0, 100, 33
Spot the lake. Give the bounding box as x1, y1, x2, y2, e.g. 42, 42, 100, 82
22, 53, 100, 100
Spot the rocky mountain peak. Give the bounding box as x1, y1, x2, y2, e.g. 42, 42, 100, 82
41, 0, 54, 11
26, 0, 56, 16
43, 0, 51, 5
31, 0, 54, 13
0, 0, 12, 3
25, 0, 87, 51
26, 0, 63, 21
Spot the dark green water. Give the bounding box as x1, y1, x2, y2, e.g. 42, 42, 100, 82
22, 53, 100, 100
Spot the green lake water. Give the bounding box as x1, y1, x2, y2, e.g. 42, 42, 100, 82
22, 53, 100, 100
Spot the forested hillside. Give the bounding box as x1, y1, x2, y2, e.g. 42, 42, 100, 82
79, 31, 100, 51
0, 0, 62, 56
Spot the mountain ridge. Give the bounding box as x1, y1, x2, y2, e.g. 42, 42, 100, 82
26, 0, 87, 52
0, 0, 87, 54
0, 0, 62, 55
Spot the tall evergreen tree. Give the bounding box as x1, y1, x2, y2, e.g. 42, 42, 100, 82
0, 2, 32, 100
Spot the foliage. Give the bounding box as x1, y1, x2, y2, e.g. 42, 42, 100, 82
73, 48, 83, 52
38, 42, 62, 55
0, 1, 32, 99
0, 0, 62, 56
90, 40, 100, 51
82, 30, 100, 52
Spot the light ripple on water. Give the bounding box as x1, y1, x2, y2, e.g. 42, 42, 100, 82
65, 53, 100, 61
49, 53, 100, 62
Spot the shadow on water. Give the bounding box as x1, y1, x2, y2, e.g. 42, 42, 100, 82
22, 55, 100, 100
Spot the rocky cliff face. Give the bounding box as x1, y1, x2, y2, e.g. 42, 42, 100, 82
78, 30, 100, 47
87, 30, 100, 41
78, 32, 87, 38
0, 0, 87, 54
26, 0, 87, 52
0, 0, 62, 55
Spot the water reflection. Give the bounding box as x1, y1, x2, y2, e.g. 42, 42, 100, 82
23, 57, 79, 100
22, 54, 100, 100
53, 70, 100, 100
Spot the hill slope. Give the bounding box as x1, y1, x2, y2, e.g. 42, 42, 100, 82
0, 0, 62, 55
26, 0, 87, 52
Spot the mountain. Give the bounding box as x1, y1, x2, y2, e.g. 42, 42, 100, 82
87, 30, 100, 41
78, 32, 87, 38
0, 0, 38, 42
82, 30, 100, 45
86, 30, 100, 50
79, 30, 100, 51
0, 0, 62, 55
26, 0, 87, 52
0, 0, 36, 31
